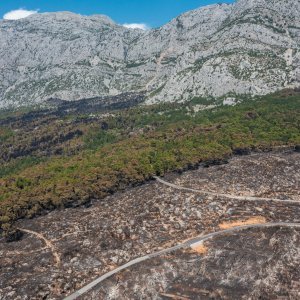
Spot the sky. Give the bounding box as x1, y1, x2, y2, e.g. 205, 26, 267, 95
1, 0, 234, 29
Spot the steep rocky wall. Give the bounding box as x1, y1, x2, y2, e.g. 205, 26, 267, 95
0, 0, 299, 109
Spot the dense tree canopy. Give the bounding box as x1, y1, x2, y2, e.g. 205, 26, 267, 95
0, 90, 299, 238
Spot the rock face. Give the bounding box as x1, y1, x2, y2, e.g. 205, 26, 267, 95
0, 0, 299, 109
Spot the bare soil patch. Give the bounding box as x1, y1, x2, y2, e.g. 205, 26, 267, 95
218, 216, 267, 229
0, 151, 299, 299
190, 242, 208, 255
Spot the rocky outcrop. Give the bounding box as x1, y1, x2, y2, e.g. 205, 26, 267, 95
0, 0, 299, 109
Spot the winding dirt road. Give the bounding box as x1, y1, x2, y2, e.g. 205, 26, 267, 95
154, 176, 300, 204
64, 222, 300, 300
63, 174, 300, 299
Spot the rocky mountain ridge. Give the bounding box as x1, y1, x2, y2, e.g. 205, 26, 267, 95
0, 0, 299, 109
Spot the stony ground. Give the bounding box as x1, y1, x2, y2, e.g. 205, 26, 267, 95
88, 227, 300, 300
0, 150, 299, 299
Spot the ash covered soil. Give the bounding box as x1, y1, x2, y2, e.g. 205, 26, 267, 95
88, 227, 300, 300
0, 150, 300, 299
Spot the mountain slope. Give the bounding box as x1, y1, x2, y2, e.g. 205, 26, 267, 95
0, 0, 299, 109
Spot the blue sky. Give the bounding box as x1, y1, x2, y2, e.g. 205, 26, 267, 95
1, 0, 234, 28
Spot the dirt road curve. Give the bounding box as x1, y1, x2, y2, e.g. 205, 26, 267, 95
154, 176, 300, 204
64, 222, 300, 300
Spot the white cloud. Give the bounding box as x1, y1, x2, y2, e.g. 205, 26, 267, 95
123, 23, 150, 30
3, 9, 38, 20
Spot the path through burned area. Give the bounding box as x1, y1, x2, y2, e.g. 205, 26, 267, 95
0, 150, 299, 299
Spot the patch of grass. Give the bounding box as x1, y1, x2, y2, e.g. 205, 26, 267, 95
189, 96, 216, 106
84, 129, 119, 150
0, 157, 45, 178
0, 127, 14, 143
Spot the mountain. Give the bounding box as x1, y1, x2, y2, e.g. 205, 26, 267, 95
0, 0, 299, 109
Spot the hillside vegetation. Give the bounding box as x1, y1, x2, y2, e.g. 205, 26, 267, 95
0, 90, 300, 239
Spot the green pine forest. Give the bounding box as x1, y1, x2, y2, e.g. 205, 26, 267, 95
0, 89, 299, 238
